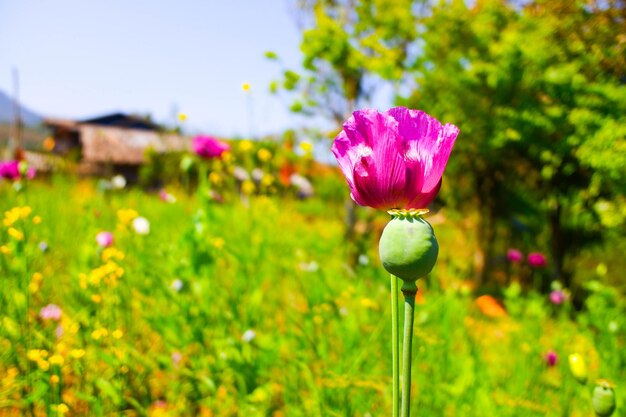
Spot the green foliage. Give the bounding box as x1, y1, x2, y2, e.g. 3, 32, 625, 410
404, 0, 626, 286
270, 0, 418, 123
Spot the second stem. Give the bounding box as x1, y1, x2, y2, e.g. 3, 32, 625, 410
401, 280, 417, 417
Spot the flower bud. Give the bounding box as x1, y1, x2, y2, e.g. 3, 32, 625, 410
593, 380, 616, 417
568, 353, 588, 384
379, 215, 438, 282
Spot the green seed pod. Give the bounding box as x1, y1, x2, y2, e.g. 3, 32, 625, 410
593, 380, 616, 417
379, 214, 438, 282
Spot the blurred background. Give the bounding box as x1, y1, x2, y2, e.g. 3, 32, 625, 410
1, 1, 625, 416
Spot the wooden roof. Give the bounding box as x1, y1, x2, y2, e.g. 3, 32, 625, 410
79, 124, 189, 164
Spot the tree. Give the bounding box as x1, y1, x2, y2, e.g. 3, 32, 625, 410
406, 0, 626, 288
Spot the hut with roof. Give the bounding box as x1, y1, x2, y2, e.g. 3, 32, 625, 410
45, 113, 189, 179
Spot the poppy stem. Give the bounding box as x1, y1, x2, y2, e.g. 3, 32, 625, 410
401, 280, 417, 417
391, 274, 400, 417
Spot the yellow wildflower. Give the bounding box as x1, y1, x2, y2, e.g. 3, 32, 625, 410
27, 349, 43, 361
261, 174, 274, 187
238, 140, 253, 152
209, 172, 222, 185
299, 141, 313, 153
91, 294, 102, 304
50, 375, 60, 384
242, 82, 251, 92
257, 148, 272, 162
8, 227, 24, 241
57, 403, 69, 414
49, 354, 64, 366
222, 151, 234, 164
32, 216, 42, 225
360, 298, 379, 310
177, 112, 187, 122
38, 360, 50, 371
0, 246, 10, 255
102, 247, 125, 262
19, 206, 32, 218
212, 238, 225, 250
241, 180, 255, 195
569, 353, 588, 384
117, 209, 138, 226
112, 329, 124, 339
70, 349, 85, 359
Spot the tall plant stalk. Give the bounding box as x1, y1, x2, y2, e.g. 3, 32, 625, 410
401, 281, 417, 417
391, 274, 400, 417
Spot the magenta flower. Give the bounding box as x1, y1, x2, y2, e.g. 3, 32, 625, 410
550, 290, 566, 305
40, 304, 62, 321
96, 231, 114, 248
528, 252, 547, 268
0, 161, 20, 179
507, 249, 523, 263
192, 135, 230, 159
545, 351, 558, 367
332, 107, 459, 210
0, 160, 36, 180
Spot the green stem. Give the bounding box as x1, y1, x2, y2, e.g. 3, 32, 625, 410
391, 274, 400, 417
401, 280, 417, 417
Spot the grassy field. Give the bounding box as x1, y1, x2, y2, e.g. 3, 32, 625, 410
1, 176, 624, 416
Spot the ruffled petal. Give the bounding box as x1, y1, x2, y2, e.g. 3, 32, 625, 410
352, 109, 407, 207
405, 179, 442, 209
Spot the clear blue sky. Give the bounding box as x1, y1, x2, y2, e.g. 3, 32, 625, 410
0, 0, 313, 137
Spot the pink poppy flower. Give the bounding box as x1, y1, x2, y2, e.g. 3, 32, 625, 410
192, 135, 230, 159
0, 161, 20, 180
507, 249, 523, 263
550, 290, 566, 305
528, 252, 547, 268
545, 351, 558, 367
40, 304, 62, 321
332, 107, 459, 210
96, 231, 114, 248
0, 160, 36, 180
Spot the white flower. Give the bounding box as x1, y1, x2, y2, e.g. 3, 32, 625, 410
111, 175, 127, 189
171, 279, 183, 292
251, 168, 264, 183
299, 261, 318, 272
241, 329, 256, 343
232, 166, 250, 182
132, 216, 150, 235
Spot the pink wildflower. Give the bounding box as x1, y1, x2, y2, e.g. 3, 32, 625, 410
192, 135, 230, 159
528, 252, 547, 268
545, 351, 558, 367
507, 249, 523, 263
96, 231, 114, 248
40, 304, 62, 321
0, 160, 36, 180
550, 290, 566, 305
332, 107, 459, 210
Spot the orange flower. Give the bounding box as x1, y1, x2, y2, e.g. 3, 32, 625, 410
475, 295, 507, 318
279, 163, 296, 186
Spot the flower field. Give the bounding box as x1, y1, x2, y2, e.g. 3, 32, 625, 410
1, 171, 624, 416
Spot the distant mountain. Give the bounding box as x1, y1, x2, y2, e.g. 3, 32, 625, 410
0, 90, 44, 126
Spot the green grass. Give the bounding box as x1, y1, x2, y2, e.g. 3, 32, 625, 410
1, 176, 624, 416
